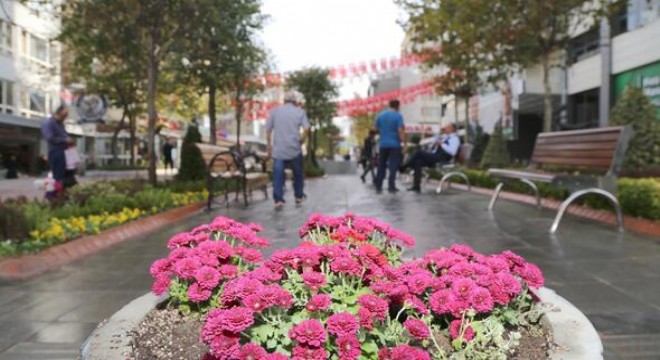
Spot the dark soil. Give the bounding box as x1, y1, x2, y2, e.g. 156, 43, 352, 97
132, 308, 208, 360
133, 308, 552, 359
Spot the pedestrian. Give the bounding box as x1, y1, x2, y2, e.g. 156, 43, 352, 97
374, 99, 407, 193
360, 129, 377, 183
3, 154, 18, 179
266, 90, 310, 209
402, 123, 460, 193
162, 139, 174, 171
41, 105, 73, 190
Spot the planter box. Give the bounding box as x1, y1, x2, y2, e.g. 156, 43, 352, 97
81, 287, 603, 360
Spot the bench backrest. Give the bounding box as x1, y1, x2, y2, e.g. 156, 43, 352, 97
195, 143, 237, 174
530, 126, 632, 176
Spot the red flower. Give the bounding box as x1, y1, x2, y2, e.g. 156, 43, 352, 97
336, 334, 361, 360
404, 318, 430, 340
243, 294, 268, 312
406, 273, 433, 295
149, 258, 171, 277
151, 274, 171, 296
198, 240, 234, 260
188, 282, 212, 302
429, 289, 455, 315
306, 294, 331, 312
264, 353, 288, 360
469, 286, 494, 313
208, 308, 255, 333
208, 333, 240, 359
519, 263, 544, 288
301, 272, 327, 292
289, 319, 327, 347
195, 266, 221, 290
237, 246, 263, 263
173, 257, 201, 280
404, 295, 429, 315
331, 256, 362, 277
218, 264, 239, 279
326, 312, 359, 336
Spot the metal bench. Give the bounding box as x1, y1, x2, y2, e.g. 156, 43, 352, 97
195, 143, 270, 210
487, 126, 633, 234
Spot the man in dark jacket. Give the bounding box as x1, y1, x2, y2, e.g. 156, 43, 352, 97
41, 105, 72, 185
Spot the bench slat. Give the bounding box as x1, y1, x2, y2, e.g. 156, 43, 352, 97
533, 149, 617, 158
532, 156, 612, 168
535, 132, 620, 144
488, 169, 555, 182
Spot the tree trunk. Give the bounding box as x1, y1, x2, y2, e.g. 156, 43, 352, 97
111, 107, 127, 164
541, 52, 553, 132
311, 127, 318, 167
234, 90, 242, 152
129, 113, 136, 166
147, 39, 159, 185
464, 96, 470, 144
209, 84, 217, 145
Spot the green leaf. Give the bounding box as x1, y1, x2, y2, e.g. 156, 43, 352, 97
266, 339, 277, 350
362, 341, 379, 354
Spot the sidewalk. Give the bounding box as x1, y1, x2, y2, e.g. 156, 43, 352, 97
0, 169, 178, 200
0, 175, 658, 359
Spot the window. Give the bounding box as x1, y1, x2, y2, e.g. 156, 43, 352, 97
21, 30, 27, 55
568, 30, 599, 64
29, 91, 46, 113
569, 89, 599, 128
0, 20, 12, 51
611, 1, 628, 35
0, 79, 14, 113
30, 35, 48, 62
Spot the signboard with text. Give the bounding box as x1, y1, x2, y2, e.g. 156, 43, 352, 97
614, 61, 660, 119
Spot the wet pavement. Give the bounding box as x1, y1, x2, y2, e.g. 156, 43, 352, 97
1, 175, 659, 359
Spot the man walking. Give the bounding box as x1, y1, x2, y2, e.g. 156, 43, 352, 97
266, 91, 310, 209
41, 105, 72, 187
374, 99, 407, 193
359, 129, 377, 183
403, 123, 460, 193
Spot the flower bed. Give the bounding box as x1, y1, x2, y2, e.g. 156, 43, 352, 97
137, 213, 549, 359
0, 180, 208, 257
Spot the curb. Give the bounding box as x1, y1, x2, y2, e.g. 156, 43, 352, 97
0, 202, 205, 281
434, 181, 660, 237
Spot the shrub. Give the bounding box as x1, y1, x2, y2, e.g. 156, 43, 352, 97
177, 124, 207, 182
480, 122, 510, 169
611, 85, 660, 170
617, 178, 660, 220
304, 158, 326, 178
152, 214, 545, 359
469, 125, 490, 165
0, 203, 30, 243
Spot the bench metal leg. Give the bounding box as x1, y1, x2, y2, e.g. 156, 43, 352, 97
436, 171, 471, 194
519, 178, 541, 209
488, 182, 504, 210
550, 188, 624, 234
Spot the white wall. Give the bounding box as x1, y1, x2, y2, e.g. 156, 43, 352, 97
612, 18, 660, 74
568, 54, 601, 94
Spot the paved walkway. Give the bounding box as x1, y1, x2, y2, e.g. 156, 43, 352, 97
0, 175, 659, 359
0, 169, 177, 200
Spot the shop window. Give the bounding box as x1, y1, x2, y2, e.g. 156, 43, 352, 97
568, 30, 599, 64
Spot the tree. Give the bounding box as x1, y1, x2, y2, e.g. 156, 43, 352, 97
176, 123, 207, 181
397, 0, 521, 143
286, 68, 339, 166
351, 112, 375, 145
611, 85, 660, 170
169, 0, 265, 145
480, 121, 511, 169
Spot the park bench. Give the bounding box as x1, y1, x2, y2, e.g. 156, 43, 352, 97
195, 143, 270, 210
403, 141, 472, 193
487, 126, 633, 234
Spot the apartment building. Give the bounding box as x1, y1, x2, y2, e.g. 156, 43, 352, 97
0, 0, 61, 175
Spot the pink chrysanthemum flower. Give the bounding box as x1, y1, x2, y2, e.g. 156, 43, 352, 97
208, 333, 240, 359
264, 353, 288, 360
451, 277, 476, 301
198, 240, 234, 260
301, 272, 327, 292
404, 318, 430, 340
429, 289, 455, 315
239, 343, 267, 360
167, 232, 194, 249
330, 256, 362, 276
306, 294, 331, 312
358, 294, 389, 321
289, 319, 327, 347
326, 312, 359, 336
173, 257, 201, 280
149, 258, 171, 278
519, 263, 544, 288
218, 264, 238, 279
188, 282, 212, 303
237, 246, 263, 263
358, 308, 374, 330
291, 345, 327, 360
206, 307, 255, 333
151, 274, 171, 296
404, 295, 430, 315
450, 319, 475, 342
469, 286, 494, 313
336, 334, 361, 360
406, 272, 433, 295
195, 266, 221, 290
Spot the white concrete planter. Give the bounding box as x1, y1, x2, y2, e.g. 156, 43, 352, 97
81, 288, 602, 359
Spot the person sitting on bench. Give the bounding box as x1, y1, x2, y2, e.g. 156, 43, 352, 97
403, 123, 460, 193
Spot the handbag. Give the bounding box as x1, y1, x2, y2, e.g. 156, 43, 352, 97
65, 147, 81, 170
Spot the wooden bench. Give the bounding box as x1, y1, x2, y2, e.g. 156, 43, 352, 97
487, 126, 633, 234
195, 143, 270, 209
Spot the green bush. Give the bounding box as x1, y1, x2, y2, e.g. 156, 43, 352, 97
177, 124, 207, 182
611, 85, 660, 170
429, 169, 660, 220
304, 160, 326, 178
0, 204, 30, 243
480, 122, 510, 169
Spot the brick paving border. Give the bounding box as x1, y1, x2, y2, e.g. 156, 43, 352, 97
439, 182, 660, 237
0, 202, 205, 281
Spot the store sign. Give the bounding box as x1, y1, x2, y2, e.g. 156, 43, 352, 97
614, 61, 660, 119
75, 94, 108, 123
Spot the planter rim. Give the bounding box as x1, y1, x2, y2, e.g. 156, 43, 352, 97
536, 287, 603, 360
82, 287, 602, 359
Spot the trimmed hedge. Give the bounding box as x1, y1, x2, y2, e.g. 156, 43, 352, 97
429, 169, 660, 221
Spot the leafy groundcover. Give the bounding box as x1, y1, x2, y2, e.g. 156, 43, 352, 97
135, 214, 550, 359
